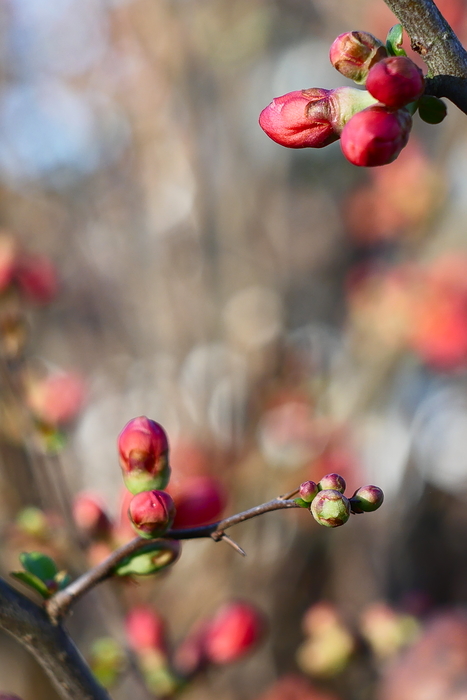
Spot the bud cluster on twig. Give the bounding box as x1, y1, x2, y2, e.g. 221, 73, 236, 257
259, 25, 447, 167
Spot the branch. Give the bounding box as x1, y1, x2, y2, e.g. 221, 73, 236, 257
384, 0, 467, 113
46, 497, 300, 623
0, 577, 111, 700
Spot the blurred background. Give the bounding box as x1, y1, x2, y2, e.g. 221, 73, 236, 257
1, 0, 467, 698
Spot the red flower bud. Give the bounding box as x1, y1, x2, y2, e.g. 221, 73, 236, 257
299, 480, 319, 503
366, 56, 424, 109
203, 602, 265, 664
126, 606, 166, 652
170, 476, 227, 529
310, 490, 350, 528
340, 105, 412, 167
118, 417, 171, 494
14, 254, 59, 304
128, 490, 176, 539
259, 89, 339, 148
318, 473, 346, 493
330, 31, 388, 84
73, 492, 112, 539
0, 695, 24, 700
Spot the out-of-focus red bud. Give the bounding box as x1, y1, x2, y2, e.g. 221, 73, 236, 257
0, 234, 17, 293
27, 372, 86, 426
330, 31, 388, 84
118, 417, 171, 494
128, 490, 175, 539
366, 56, 424, 109
340, 106, 412, 167
170, 476, 227, 529
73, 492, 112, 538
14, 254, 59, 303
0, 694, 25, 700
203, 602, 265, 665
259, 89, 339, 148
126, 606, 166, 653
173, 620, 211, 676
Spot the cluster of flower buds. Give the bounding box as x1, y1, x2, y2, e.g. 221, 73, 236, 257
118, 417, 177, 542
296, 473, 383, 527
259, 25, 447, 167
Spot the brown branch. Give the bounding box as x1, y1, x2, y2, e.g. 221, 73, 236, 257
0, 577, 111, 700
384, 0, 467, 113
46, 498, 300, 623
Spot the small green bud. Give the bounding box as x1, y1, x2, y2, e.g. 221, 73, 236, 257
318, 473, 346, 493
310, 490, 350, 528
350, 485, 384, 513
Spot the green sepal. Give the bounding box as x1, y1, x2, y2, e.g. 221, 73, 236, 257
20, 551, 58, 580
114, 542, 179, 577
294, 497, 310, 509
10, 571, 52, 599
418, 95, 447, 124
386, 24, 406, 56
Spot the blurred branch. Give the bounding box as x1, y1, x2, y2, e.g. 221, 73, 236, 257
46, 497, 300, 622
384, 0, 467, 113
0, 577, 110, 700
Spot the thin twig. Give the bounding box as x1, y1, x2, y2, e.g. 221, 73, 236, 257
214, 533, 247, 557
46, 498, 299, 622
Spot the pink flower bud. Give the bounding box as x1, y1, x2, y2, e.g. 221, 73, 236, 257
0, 695, 24, 700
118, 417, 171, 494
310, 490, 350, 528
126, 606, 166, 653
299, 480, 319, 503
330, 31, 388, 84
73, 492, 112, 539
169, 476, 227, 528
259, 89, 339, 148
318, 473, 346, 493
350, 485, 384, 513
27, 372, 86, 425
340, 105, 412, 167
128, 489, 175, 539
203, 602, 265, 664
14, 254, 59, 304
366, 56, 424, 109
